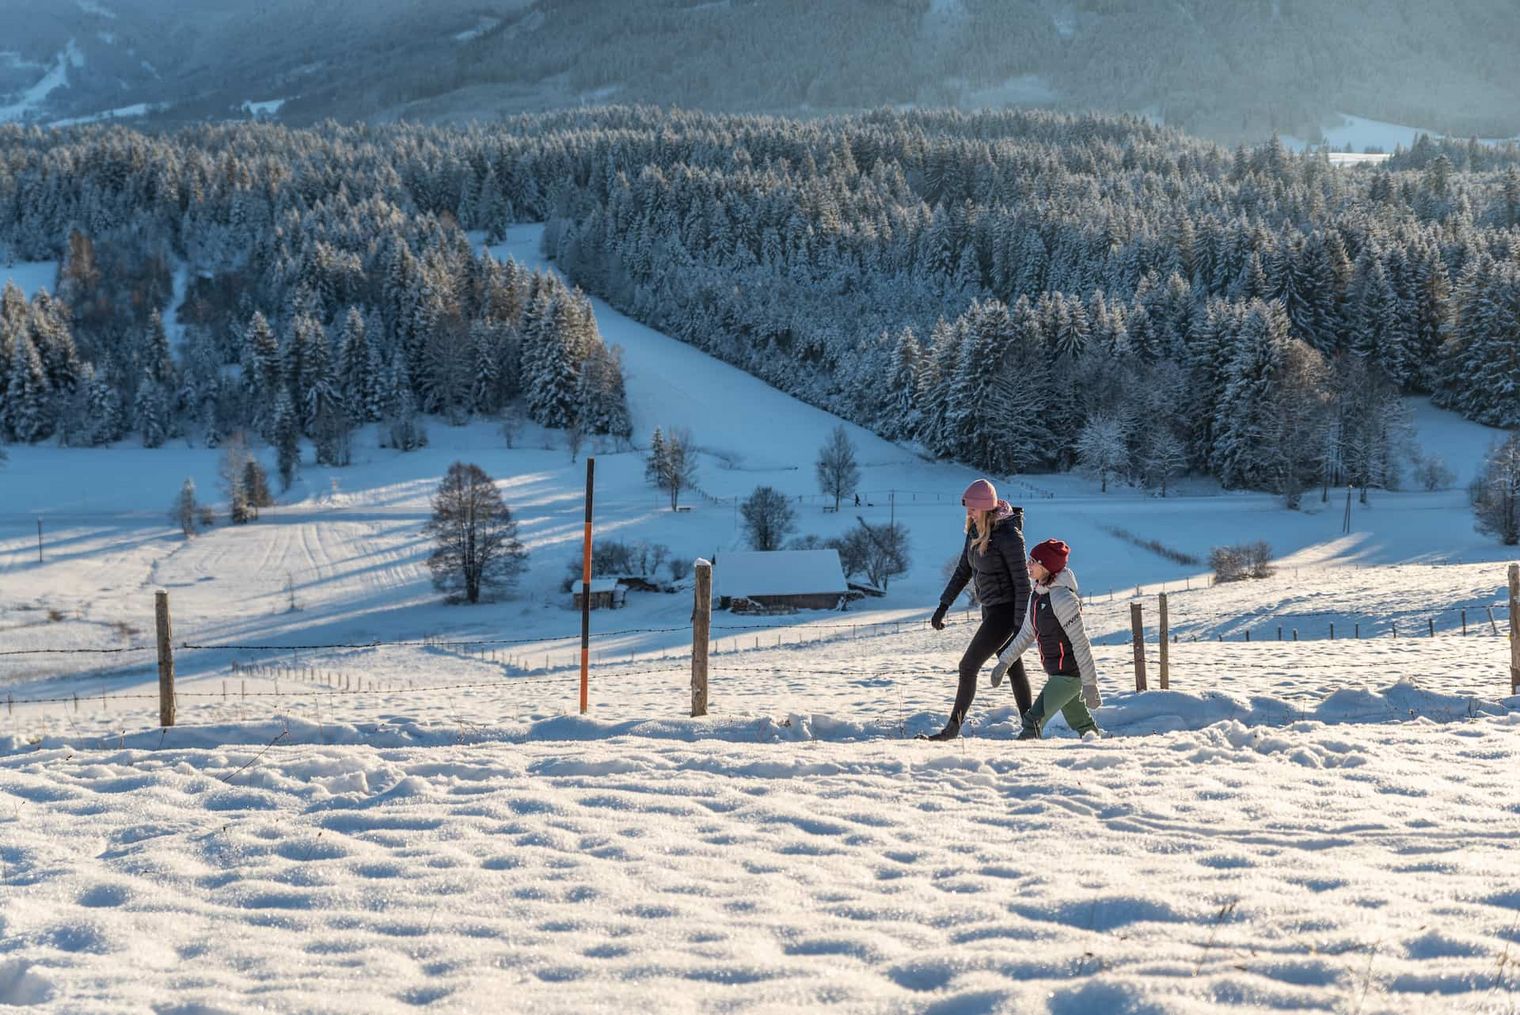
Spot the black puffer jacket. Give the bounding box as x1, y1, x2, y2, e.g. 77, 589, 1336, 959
938, 501, 1030, 611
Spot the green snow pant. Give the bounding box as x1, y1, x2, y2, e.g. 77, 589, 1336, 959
1022, 674, 1099, 738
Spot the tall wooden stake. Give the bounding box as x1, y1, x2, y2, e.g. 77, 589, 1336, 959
155, 590, 175, 727
579, 457, 595, 715
1157, 593, 1170, 690
1509, 564, 1519, 694
36, 518, 43, 563
1130, 602, 1147, 692
692, 559, 712, 717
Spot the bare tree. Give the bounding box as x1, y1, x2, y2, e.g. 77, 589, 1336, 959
1075, 414, 1128, 493
566, 415, 586, 463
646, 426, 699, 510
741, 485, 797, 550
1141, 428, 1188, 497
220, 431, 256, 523
500, 404, 524, 448
423, 462, 528, 603
815, 424, 860, 510
837, 517, 910, 590
1471, 433, 1520, 545
1412, 453, 1454, 491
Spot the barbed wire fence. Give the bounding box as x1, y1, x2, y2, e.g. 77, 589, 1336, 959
3, 564, 1516, 740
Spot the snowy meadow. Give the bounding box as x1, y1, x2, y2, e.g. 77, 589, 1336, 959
4, 223, 1520, 1013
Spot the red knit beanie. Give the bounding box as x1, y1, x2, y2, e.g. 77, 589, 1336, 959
1030, 539, 1070, 575
960, 479, 998, 513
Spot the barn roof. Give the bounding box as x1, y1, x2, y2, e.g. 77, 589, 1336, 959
576, 579, 622, 595
715, 550, 848, 599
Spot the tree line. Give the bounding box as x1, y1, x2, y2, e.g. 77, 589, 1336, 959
2, 110, 1518, 508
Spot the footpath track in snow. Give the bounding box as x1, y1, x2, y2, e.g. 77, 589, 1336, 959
1, 713, 1518, 1013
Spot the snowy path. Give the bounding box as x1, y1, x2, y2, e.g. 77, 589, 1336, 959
2, 714, 1517, 1012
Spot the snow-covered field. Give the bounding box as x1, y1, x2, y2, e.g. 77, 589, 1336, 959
1283, 112, 1520, 154
2, 224, 1519, 1012
1, 262, 59, 299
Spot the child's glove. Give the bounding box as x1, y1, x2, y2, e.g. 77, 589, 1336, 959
989, 654, 1012, 687
1082, 682, 1102, 709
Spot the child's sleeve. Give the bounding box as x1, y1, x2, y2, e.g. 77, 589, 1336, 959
992, 602, 1036, 684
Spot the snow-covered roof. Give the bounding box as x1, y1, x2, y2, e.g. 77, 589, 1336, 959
716, 550, 847, 599
576, 579, 622, 595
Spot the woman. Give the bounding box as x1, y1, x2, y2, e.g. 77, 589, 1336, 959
920, 478, 1033, 740
990, 539, 1101, 740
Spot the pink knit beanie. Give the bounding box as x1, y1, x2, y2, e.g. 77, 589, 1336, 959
960, 479, 998, 513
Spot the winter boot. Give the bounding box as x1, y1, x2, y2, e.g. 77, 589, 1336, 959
1017, 712, 1041, 741
917, 719, 962, 741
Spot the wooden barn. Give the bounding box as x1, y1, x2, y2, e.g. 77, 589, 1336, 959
715, 550, 849, 612
572, 579, 627, 611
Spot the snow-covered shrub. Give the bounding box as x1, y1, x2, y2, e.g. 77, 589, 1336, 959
1210, 541, 1274, 583
561, 539, 672, 590
1413, 455, 1455, 492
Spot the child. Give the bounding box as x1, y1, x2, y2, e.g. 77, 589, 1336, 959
990, 538, 1102, 740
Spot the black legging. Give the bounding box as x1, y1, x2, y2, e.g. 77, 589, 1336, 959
949, 602, 1032, 726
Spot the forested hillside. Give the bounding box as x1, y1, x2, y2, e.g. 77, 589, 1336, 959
0, 121, 631, 472
2, 108, 1518, 504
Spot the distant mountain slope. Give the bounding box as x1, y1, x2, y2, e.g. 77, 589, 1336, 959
1, 0, 1517, 143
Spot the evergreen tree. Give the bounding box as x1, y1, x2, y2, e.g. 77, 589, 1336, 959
243, 311, 282, 435
133, 372, 168, 449
172, 478, 200, 538
272, 390, 300, 490
336, 307, 378, 422
4, 334, 52, 442
140, 310, 175, 386
884, 327, 921, 440
1213, 301, 1291, 490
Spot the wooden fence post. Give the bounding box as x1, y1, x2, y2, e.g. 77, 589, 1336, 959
1157, 593, 1170, 690
155, 590, 175, 727
1129, 602, 1147, 691
1509, 564, 1519, 694
692, 559, 712, 717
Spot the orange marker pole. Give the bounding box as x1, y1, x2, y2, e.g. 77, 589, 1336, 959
580, 457, 595, 714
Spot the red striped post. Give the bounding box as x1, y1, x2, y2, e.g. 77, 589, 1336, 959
579, 457, 595, 715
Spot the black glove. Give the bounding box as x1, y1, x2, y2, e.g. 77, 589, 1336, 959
930, 604, 948, 631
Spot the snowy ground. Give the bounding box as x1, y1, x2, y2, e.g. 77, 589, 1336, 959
2, 224, 1519, 1011
2, 695, 1518, 1013
1, 262, 59, 299
1282, 111, 1520, 154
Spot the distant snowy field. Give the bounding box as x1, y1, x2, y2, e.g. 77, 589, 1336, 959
2, 225, 1518, 1012
1283, 111, 1520, 158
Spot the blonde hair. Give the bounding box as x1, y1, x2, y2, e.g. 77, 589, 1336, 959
965, 509, 994, 554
